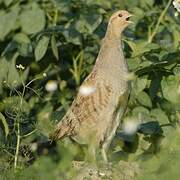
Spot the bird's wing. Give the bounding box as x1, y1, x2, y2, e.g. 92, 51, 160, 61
51, 71, 113, 140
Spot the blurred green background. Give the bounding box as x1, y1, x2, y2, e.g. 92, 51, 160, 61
0, 0, 179, 179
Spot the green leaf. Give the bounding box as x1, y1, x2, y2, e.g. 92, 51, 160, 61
1, 53, 29, 87
127, 57, 141, 71
132, 106, 149, 116
20, 4, 45, 34
75, 14, 102, 34
35, 36, 49, 61
0, 57, 8, 90
173, 66, 180, 75
22, 67, 30, 83
131, 7, 144, 25
161, 75, 180, 105
126, 40, 159, 57
117, 131, 139, 153
37, 103, 54, 136
117, 132, 137, 142
17, 43, 33, 57
51, 35, 59, 60
0, 112, 9, 137
6, 53, 22, 87
14, 33, 32, 56
137, 91, 152, 108
4, 0, 13, 7
149, 76, 161, 100
134, 77, 147, 95
13, 33, 30, 44
84, 14, 103, 33
150, 109, 169, 124
2, 96, 30, 113
63, 27, 82, 45
135, 51, 180, 75
138, 121, 163, 135
0, 8, 18, 41
172, 28, 180, 48
140, 0, 154, 8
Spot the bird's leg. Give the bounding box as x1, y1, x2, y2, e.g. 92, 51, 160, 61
101, 143, 108, 163
101, 148, 108, 163
85, 144, 97, 163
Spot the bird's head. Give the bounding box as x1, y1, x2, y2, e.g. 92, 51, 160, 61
106, 10, 133, 39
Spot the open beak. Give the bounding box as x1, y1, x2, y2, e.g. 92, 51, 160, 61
126, 14, 133, 24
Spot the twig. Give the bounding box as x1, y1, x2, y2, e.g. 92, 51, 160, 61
2, 149, 15, 158
21, 129, 37, 138
148, 0, 172, 43
53, 9, 58, 26
14, 123, 20, 170
26, 86, 42, 99
25, 76, 42, 87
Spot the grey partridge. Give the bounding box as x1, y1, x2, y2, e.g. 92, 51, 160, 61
51, 10, 132, 162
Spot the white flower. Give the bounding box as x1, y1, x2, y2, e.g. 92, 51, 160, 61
43, 73, 47, 77
173, 0, 180, 12
123, 119, 140, 134
79, 85, 96, 96
175, 12, 179, 16
45, 80, 58, 92
16, 64, 25, 70
31, 143, 37, 152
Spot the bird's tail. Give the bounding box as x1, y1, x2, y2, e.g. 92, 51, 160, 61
50, 120, 71, 141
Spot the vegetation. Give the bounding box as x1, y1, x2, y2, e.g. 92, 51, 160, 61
0, 0, 179, 179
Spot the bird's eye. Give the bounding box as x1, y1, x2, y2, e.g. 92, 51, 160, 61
118, 13, 123, 17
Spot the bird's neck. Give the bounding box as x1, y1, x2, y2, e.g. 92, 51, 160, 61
95, 34, 128, 76
105, 25, 122, 41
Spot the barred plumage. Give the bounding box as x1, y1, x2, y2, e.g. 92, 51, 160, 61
51, 10, 132, 162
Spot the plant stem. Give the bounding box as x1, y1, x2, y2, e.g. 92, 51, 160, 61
25, 76, 41, 87
71, 51, 84, 86
20, 85, 26, 107
3, 148, 15, 158
14, 122, 20, 170
21, 129, 37, 138
148, 0, 172, 43
14, 72, 25, 170
53, 9, 58, 26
